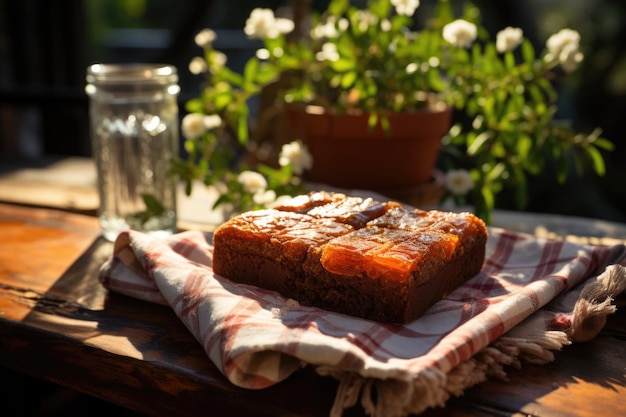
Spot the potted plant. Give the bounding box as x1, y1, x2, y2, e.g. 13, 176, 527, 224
172, 0, 612, 223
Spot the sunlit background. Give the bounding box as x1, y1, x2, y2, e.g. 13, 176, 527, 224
1, 0, 624, 221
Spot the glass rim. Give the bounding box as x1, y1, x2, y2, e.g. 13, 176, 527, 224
86, 63, 178, 84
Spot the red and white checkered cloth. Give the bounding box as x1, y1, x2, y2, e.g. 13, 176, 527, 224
99, 226, 626, 417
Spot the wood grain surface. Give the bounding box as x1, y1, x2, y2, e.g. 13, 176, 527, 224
1, 202, 625, 417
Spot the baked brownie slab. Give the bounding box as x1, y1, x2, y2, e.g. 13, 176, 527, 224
212, 192, 487, 324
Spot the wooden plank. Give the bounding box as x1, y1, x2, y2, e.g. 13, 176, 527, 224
0, 203, 99, 301
0, 204, 338, 416
446, 319, 626, 417
0, 157, 98, 214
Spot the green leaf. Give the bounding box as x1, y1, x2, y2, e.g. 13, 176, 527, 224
369, 0, 391, 18
328, 0, 349, 15
184, 139, 196, 154
486, 162, 506, 182
243, 57, 259, 86
367, 112, 378, 129
585, 145, 607, 176
217, 66, 244, 86
126, 193, 166, 226
537, 77, 557, 102
504, 51, 516, 70
214, 91, 234, 110
236, 104, 250, 144
434, 0, 454, 24
490, 49, 502, 70
212, 193, 232, 210
467, 131, 491, 155
142, 193, 165, 216
331, 58, 356, 72
185, 98, 204, 113
516, 134, 533, 161
379, 114, 390, 133
480, 186, 495, 222
521, 39, 535, 64
427, 69, 446, 91
341, 71, 357, 89
525, 83, 539, 102
255, 65, 280, 85
592, 137, 614, 151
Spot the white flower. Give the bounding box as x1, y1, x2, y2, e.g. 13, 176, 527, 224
546, 28, 581, 56
203, 114, 223, 130
391, 0, 420, 17
316, 42, 340, 62
273, 47, 286, 58
211, 51, 227, 68
381, 19, 392, 32
545, 29, 584, 72
181, 113, 207, 139
355, 10, 378, 32
445, 169, 475, 196
188, 57, 207, 75
206, 51, 227, 73
310, 25, 325, 41
274, 18, 295, 36
406, 62, 418, 74
443, 19, 477, 49
279, 140, 313, 175
181, 114, 222, 139
559, 43, 584, 73
253, 189, 276, 206
338, 18, 349, 32
311, 16, 340, 40
238, 170, 267, 194
244, 9, 274, 39
256, 48, 271, 60
244, 8, 294, 40
496, 26, 523, 53
194, 29, 216, 48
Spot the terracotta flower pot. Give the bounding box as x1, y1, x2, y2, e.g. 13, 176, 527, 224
285, 103, 453, 198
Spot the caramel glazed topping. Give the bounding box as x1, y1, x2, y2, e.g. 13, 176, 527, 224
274, 192, 485, 282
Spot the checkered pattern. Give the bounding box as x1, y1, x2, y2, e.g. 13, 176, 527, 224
99, 227, 625, 390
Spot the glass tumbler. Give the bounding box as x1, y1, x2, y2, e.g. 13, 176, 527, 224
86, 63, 180, 242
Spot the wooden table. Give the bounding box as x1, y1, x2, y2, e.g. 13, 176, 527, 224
1, 162, 626, 416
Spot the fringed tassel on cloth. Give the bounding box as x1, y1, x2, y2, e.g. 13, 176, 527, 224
317, 367, 449, 417
570, 264, 626, 342
318, 264, 626, 417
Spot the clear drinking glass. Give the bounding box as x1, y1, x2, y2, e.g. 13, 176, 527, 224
86, 63, 180, 242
